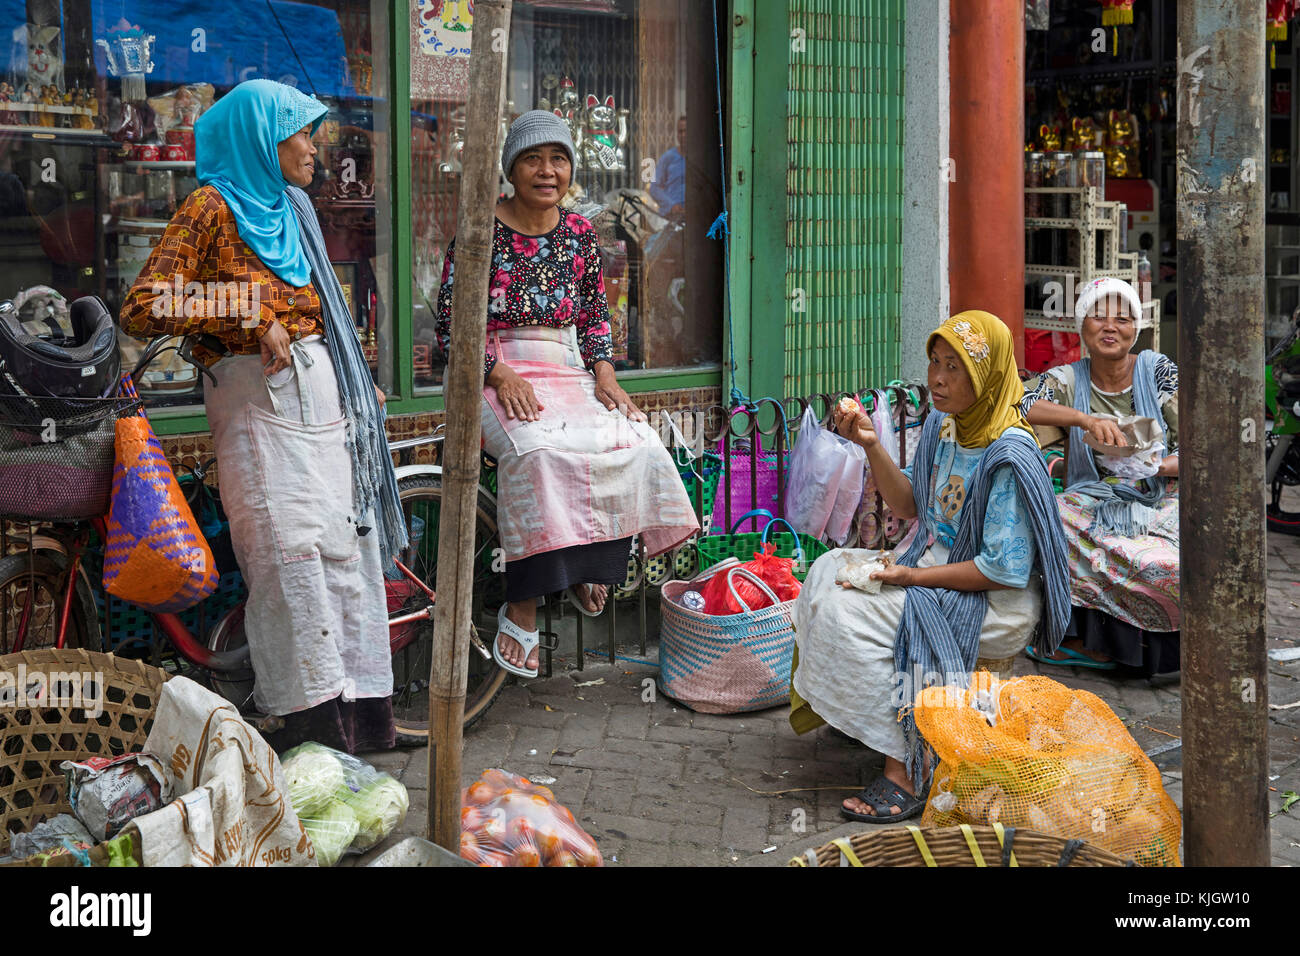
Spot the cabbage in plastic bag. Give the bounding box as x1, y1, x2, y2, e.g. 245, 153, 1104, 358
341, 777, 410, 851
280, 745, 346, 818
301, 801, 359, 868
279, 741, 410, 859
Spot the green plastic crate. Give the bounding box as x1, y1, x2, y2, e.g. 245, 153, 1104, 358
695, 512, 829, 582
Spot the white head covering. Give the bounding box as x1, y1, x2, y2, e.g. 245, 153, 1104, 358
1074, 277, 1144, 339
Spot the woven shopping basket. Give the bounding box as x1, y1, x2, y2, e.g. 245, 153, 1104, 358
659, 562, 796, 714
0, 648, 167, 866
789, 824, 1134, 867
696, 510, 829, 582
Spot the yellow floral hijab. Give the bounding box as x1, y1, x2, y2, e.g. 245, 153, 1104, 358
926, 310, 1035, 449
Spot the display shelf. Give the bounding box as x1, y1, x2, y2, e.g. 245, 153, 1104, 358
0, 124, 108, 143
117, 160, 196, 172
1023, 185, 1159, 350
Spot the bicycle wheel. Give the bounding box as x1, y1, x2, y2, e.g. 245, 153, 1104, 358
0, 550, 102, 654
390, 474, 509, 744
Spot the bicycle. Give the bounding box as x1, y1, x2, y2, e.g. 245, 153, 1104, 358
0, 333, 510, 740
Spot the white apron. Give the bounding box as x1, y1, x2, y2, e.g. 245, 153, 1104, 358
204, 337, 392, 716
791, 544, 1041, 762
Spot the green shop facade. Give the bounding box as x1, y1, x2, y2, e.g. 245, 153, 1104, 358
0, 0, 913, 461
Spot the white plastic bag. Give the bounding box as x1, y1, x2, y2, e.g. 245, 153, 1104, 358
785, 405, 860, 539
825, 439, 866, 545
868, 390, 900, 465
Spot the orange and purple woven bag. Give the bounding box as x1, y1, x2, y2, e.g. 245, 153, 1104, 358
101, 375, 218, 613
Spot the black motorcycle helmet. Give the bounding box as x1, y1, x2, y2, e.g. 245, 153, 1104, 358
0, 293, 121, 399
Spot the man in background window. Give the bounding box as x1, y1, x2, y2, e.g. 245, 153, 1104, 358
650, 115, 686, 221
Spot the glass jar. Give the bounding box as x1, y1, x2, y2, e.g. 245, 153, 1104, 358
1025, 152, 1044, 218
1051, 152, 1077, 217
1080, 151, 1106, 192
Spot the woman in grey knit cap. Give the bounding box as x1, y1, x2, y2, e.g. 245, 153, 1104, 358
437, 110, 697, 679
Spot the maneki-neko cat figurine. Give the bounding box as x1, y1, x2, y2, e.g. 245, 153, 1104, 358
1066, 115, 1098, 152
1037, 123, 1062, 152
1102, 108, 1141, 178
577, 94, 629, 172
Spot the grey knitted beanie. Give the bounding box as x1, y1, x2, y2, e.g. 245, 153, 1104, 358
501, 109, 576, 179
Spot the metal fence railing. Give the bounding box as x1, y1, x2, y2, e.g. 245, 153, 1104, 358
563, 384, 932, 670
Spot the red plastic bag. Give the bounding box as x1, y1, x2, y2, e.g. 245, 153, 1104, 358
701, 545, 801, 615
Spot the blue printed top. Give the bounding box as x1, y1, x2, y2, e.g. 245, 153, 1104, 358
904, 421, 1037, 588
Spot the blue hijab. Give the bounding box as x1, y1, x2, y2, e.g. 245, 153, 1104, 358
195, 80, 327, 288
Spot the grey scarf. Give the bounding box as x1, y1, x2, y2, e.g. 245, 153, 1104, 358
1064, 350, 1167, 536
286, 186, 408, 560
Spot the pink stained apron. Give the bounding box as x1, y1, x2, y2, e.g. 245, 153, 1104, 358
479, 326, 698, 563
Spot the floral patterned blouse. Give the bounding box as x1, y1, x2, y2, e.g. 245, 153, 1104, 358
436, 212, 614, 376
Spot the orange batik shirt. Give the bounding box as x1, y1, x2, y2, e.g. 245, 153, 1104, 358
120, 184, 323, 366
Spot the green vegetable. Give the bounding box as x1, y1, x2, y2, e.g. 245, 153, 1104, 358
302, 802, 359, 868
340, 777, 410, 851
281, 746, 347, 817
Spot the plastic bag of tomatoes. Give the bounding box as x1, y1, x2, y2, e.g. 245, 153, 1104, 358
460, 769, 603, 867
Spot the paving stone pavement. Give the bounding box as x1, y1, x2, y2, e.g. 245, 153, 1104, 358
346, 502, 1300, 868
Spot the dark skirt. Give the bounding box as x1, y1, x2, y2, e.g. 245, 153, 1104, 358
1068, 606, 1181, 678
264, 695, 396, 755
505, 536, 634, 603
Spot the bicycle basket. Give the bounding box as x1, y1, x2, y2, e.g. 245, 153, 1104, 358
0, 394, 139, 521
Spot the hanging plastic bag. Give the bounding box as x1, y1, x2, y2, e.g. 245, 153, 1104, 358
785, 405, 857, 538
825, 440, 866, 545
102, 375, 218, 612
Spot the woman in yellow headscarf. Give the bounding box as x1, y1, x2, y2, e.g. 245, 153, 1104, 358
790, 312, 1071, 822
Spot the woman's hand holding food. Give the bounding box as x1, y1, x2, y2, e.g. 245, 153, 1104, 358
593, 362, 647, 423
833, 397, 878, 449
1083, 414, 1127, 448
487, 362, 545, 421
867, 563, 915, 588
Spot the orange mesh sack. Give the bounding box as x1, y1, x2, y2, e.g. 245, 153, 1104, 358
102, 376, 218, 613
914, 675, 1181, 867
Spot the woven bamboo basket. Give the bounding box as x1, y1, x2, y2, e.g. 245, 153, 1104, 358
0, 648, 168, 866
975, 654, 1017, 681
789, 823, 1134, 867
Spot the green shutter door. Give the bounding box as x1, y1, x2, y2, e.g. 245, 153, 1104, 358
785, 0, 905, 396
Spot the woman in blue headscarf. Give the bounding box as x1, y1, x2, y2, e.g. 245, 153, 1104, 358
121, 79, 406, 754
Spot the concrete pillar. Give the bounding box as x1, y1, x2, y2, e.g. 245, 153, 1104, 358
948, 0, 1025, 363
902, 0, 950, 383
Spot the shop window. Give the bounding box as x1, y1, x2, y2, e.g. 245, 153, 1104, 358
409, 0, 724, 391
0, 0, 391, 408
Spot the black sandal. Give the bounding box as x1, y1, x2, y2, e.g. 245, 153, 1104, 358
840, 775, 925, 824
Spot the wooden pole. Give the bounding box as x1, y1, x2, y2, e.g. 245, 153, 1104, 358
1176, 0, 1269, 866
427, 0, 513, 852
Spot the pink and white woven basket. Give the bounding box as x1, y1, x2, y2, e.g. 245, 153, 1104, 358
658, 564, 796, 714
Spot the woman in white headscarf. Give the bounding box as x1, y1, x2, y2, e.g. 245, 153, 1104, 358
1020, 278, 1180, 676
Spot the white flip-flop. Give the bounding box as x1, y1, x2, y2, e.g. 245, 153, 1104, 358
565, 583, 607, 618
492, 604, 541, 679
